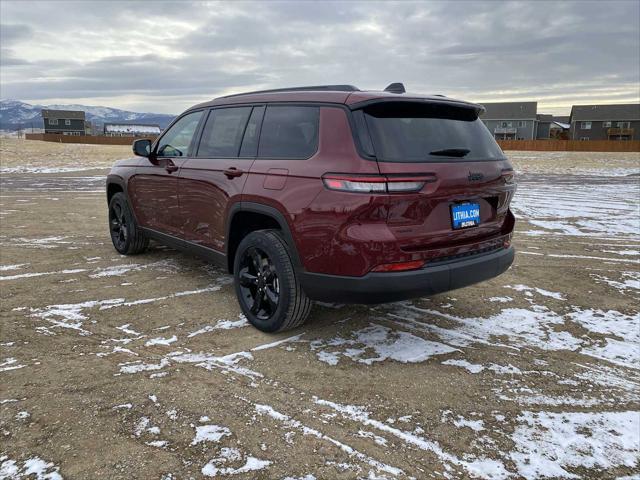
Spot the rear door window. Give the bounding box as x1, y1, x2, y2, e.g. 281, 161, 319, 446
360, 102, 505, 162
258, 106, 319, 159
197, 107, 252, 157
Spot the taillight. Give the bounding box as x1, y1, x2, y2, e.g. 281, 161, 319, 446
322, 176, 386, 193
371, 260, 425, 272
322, 174, 435, 193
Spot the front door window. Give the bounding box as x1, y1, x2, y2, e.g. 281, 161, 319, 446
156, 111, 203, 157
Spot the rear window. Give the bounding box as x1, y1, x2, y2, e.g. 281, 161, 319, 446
258, 106, 319, 159
360, 102, 505, 162
197, 107, 251, 157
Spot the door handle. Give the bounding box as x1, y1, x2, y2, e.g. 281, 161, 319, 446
165, 163, 179, 173
223, 167, 244, 179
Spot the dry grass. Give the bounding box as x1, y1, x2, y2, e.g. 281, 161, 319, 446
507, 150, 639, 175
0, 137, 132, 169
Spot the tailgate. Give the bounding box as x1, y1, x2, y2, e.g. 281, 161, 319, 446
378, 160, 515, 252
354, 100, 516, 253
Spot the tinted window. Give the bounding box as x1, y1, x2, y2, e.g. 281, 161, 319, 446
239, 106, 265, 157
362, 102, 505, 162
197, 107, 251, 157
156, 111, 203, 157
258, 106, 319, 159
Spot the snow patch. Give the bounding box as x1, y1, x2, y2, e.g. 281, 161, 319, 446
201, 447, 271, 477
191, 424, 232, 445
510, 411, 640, 479
310, 324, 458, 366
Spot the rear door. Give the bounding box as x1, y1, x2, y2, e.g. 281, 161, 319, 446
178, 106, 263, 251
355, 101, 516, 253
130, 111, 203, 237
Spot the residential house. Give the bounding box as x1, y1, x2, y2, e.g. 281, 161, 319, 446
41, 109, 87, 135
536, 114, 570, 139
570, 104, 640, 140
104, 123, 161, 137
480, 102, 538, 140
536, 114, 553, 139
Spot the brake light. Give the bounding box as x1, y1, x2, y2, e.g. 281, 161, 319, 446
322, 174, 435, 193
371, 260, 425, 272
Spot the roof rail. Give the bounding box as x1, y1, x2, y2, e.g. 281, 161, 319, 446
217, 85, 360, 99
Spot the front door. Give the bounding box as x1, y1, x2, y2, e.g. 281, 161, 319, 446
179, 106, 263, 251
129, 111, 203, 237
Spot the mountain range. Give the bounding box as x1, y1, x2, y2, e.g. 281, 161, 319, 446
0, 99, 176, 132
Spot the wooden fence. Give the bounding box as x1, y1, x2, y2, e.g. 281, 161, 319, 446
25, 133, 158, 145
497, 139, 640, 152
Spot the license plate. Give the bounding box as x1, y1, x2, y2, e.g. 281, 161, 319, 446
451, 202, 480, 229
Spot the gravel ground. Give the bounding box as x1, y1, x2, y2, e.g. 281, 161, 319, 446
0, 142, 639, 479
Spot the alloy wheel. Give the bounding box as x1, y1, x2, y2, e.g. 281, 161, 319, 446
238, 246, 280, 320
109, 201, 128, 251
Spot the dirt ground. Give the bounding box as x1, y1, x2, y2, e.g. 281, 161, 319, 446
1, 139, 639, 479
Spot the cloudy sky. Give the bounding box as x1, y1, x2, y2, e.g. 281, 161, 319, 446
1, 0, 638, 115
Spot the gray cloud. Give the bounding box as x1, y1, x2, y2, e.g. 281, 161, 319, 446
0, 0, 638, 114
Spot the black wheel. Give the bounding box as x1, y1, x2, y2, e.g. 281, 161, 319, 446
234, 230, 312, 333
108, 192, 149, 255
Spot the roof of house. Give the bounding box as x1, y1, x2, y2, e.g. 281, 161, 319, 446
552, 121, 570, 129
41, 109, 85, 120
570, 104, 640, 121
189, 85, 483, 113
480, 102, 537, 120
553, 115, 570, 124
537, 114, 553, 122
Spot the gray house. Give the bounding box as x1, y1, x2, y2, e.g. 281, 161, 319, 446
536, 114, 570, 139
570, 104, 640, 140
536, 114, 553, 139
41, 109, 86, 135
480, 102, 538, 140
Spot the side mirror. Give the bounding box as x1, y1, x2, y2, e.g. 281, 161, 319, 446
132, 138, 152, 157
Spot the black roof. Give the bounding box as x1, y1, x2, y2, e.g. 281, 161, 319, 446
480, 102, 537, 120
570, 104, 640, 121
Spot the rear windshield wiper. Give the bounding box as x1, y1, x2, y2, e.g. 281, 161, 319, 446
429, 148, 470, 157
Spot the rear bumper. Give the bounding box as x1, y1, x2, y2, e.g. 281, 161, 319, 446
300, 246, 514, 304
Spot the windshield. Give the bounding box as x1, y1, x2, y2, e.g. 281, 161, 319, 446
360, 102, 505, 162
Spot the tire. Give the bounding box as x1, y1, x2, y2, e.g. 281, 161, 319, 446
108, 192, 149, 255
233, 229, 312, 333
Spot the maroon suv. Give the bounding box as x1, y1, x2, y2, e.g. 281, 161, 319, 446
106, 83, 516, 332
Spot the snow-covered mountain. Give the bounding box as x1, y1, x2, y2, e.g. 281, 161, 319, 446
0, 99, 175, 131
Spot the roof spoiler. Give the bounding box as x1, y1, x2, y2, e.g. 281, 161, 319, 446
349, 97, 486, 117
384, 82, 406, 94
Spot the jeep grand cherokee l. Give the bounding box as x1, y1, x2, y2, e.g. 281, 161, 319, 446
106, 83, 516, 333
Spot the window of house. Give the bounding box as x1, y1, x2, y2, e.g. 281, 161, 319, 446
617, 121, 631, 129
603, 121, 611, 127
65, 119, 71, 126
258, 106, 319, 159
49, 119, 58, 125
580, 136, 590, 141
580, 121, 592, 129
500, 121, 512, 128
196, 107, 252, 157
156, 111, 203, 157
517, 121, 525, 127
